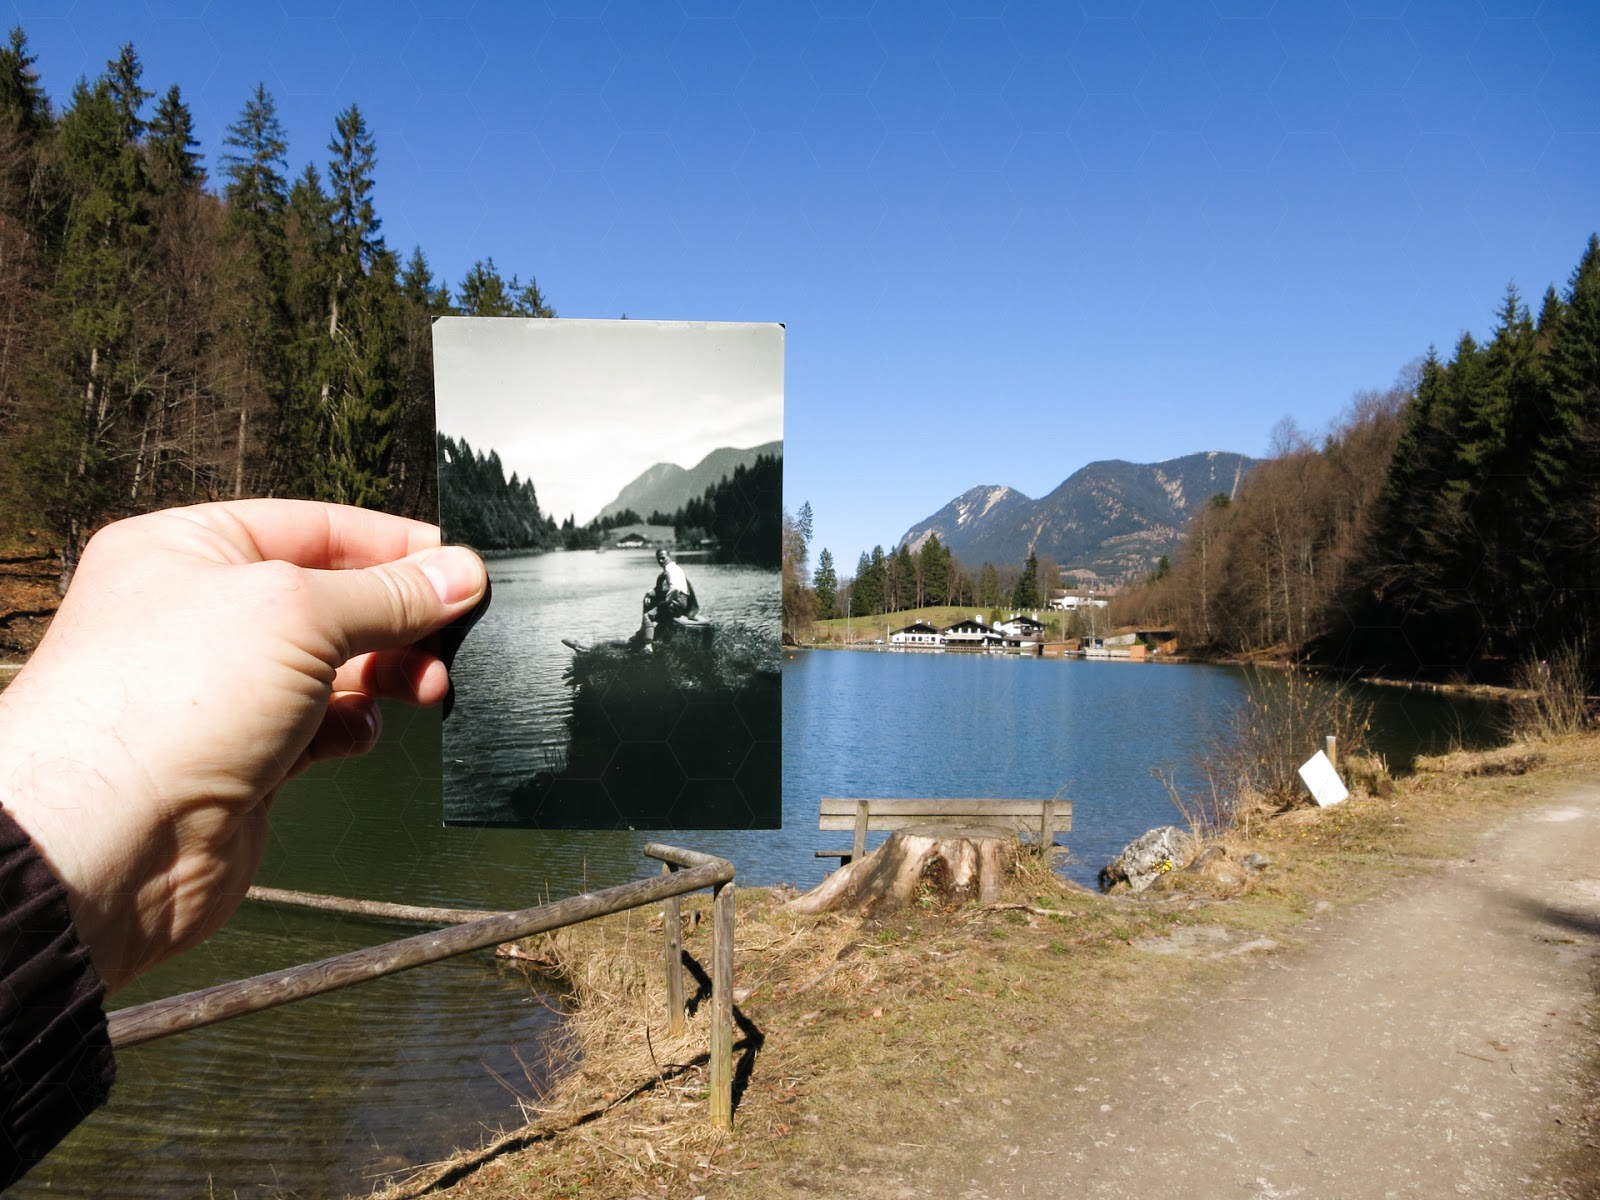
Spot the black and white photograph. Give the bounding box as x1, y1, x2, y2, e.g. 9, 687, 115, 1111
433, 318, 784, 830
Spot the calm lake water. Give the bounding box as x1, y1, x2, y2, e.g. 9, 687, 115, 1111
15, 650, 1505, 1197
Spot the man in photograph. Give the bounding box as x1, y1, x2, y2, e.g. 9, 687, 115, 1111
636, 547, 699, 651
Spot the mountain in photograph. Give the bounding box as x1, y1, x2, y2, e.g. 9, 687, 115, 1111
599, 441, 783, 519
901, 451, 1256, 584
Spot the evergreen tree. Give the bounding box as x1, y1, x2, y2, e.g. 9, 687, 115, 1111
813, 547, 837, 619
920, 533, 949, 605
458, 256, 555, 317
458, 257, 515, 316
278, 163, 335, 489
311, 104, 398, 506
222, 84, 288, 234
42, 67, 154, 577
0, 26, 49, 137
978, 561, 1001, 607
104, 43, 150, 146
1012, 551, 1041, 608
146, 84, 202, 189
217, 84, 291, 495
514, 273, 554, 318
894, 544, 916, 611
851, 549, 877, 617
1547, 236, 1600, 633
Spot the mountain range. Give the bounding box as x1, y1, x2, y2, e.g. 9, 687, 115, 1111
900, 451, 1256, 586
599, 441, 783, 520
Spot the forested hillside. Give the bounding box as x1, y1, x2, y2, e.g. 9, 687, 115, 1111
1116, 235, 1600, 685
0, 29, 552, 587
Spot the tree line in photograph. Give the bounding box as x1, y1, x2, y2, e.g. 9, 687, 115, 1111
1113, 235, 1600, 685
0, 29, 552, 586
443, 430, 782, 569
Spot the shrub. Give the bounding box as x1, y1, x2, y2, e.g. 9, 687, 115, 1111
1509, 641, 1591, 740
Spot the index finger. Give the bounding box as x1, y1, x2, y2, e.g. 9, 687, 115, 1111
180, 500, 442, 570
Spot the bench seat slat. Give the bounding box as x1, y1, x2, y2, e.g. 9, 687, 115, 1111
818, 798, 1072, 835
817, 813, 1071, 832
818, 798, 1069, 817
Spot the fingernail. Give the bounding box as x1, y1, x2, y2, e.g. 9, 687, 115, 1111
359, 697, 383, 743
419, 547, 484, 606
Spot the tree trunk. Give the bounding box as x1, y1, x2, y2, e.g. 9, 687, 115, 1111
789, 826, 1020, 916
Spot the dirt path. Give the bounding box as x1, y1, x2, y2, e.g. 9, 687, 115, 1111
919, 783, 1600, 1198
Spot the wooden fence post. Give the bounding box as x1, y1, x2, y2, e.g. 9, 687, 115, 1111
662, 862, 685, 1036
1325, 735, 1339, 771
709, 879, 735, 1129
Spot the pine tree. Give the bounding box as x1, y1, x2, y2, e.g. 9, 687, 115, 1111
218, 84, 291, 495
978, 562, 1001, 607
1012, 551, 1041, 608
43, 65, 154, 578
920, 533, 949, 605
222, 84, 288, 235
893, 543, 916, 611
0, 27, 49, 138
278, 163, 334, 491
813, 547, 837, 619
104, 43, 150, 146
1547, 236, 1600, 633
312, 104, 397, 506
146, 84, 203, 189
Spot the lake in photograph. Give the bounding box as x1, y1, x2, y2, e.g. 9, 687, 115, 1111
444, 548, 782, 830
14, 650, 1506, 1198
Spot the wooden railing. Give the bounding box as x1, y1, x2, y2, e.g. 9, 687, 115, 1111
108, 843, 738, 1128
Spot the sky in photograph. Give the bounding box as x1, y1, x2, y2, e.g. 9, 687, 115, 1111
433, 317, 783, 524
12, 0, 1599, 572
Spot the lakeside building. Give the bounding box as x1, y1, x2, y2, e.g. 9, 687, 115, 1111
890, 621, 948, 647
996, 613, 1047, 640
1047, 593, 1110, 612
943, 615, 1006, 649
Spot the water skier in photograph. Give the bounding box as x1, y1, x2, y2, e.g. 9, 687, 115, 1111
633, 547, 701, 652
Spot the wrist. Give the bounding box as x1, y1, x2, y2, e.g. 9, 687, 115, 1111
0, 679, 152, 993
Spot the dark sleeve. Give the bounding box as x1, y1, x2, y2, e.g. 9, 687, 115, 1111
0, 806, 115, 1188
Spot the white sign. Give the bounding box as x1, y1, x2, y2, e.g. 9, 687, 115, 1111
1298, 750, 1349, 807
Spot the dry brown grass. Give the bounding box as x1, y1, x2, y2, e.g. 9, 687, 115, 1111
367, 732, 1600, 1200
0, 531, 58, 661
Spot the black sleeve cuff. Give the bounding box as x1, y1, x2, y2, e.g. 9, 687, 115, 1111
0, 805, 115, 1188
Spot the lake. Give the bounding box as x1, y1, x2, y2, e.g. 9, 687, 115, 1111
14, 651, 1504, 1197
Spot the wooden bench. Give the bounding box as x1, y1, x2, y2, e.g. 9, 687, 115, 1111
815, 798, 1073, 868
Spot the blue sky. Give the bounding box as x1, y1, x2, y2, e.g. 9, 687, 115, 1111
11, 0, 1598, 574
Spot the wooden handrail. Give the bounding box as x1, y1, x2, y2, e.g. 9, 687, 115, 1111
108, 845, 738, 1128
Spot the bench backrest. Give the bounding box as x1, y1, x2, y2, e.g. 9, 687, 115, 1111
818, 798, 1073, 860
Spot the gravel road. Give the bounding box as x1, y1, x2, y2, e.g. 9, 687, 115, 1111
934, 784, 1600, 1198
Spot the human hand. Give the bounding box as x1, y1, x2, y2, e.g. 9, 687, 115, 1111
0, 500, 487, 992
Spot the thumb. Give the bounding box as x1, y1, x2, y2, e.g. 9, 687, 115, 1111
304, 545, 488, 660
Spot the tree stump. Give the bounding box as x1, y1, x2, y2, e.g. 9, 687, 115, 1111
789, 825, 1020, 916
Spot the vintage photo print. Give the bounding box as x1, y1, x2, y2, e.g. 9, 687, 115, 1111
432, 318, 784, 829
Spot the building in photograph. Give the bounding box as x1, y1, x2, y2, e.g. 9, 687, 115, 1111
608, 523, 676, 550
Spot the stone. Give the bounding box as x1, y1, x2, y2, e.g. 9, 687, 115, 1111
1098, 826, 1196, 894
